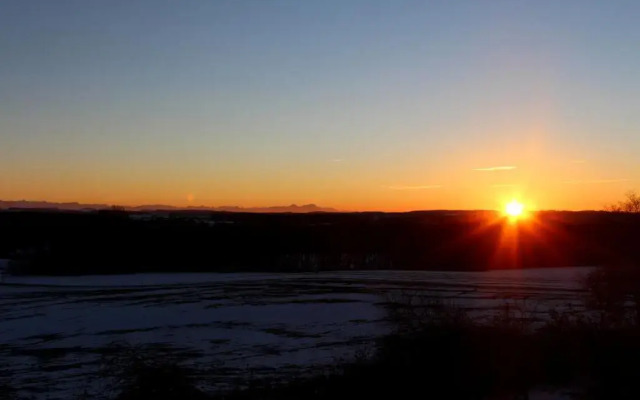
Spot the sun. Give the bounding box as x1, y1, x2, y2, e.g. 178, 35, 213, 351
505, 200, 525, 218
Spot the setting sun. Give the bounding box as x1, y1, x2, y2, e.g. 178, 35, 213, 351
505, 200, 525, 218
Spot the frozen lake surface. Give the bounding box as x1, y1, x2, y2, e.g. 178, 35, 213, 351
0, 267, 593, 399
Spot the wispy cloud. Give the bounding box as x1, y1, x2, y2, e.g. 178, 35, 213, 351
330, 158, 343, 163
473, 166, 516, 171
565, 178, 630, 185
388, 185, 442, 190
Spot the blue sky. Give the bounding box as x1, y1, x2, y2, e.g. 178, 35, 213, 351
1, 0, 638, 210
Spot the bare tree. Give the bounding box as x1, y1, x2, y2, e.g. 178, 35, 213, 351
605, 191, 640, 212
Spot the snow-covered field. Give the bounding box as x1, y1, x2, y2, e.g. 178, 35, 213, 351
0, 267, 593, 399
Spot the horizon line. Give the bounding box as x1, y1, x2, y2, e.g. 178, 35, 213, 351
0, 199, 611, 214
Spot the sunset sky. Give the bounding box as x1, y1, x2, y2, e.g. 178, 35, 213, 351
1, 0, 638, 211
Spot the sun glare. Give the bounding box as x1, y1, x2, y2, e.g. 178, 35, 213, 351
505, 200, 524, 219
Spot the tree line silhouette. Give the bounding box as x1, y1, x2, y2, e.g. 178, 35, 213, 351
1, 208, 639, 275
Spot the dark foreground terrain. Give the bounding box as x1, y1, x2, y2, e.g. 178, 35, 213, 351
1, 209, 640, 275
3, 266, 640, 400
2, 210, 640, 399
0, 267, 589, 399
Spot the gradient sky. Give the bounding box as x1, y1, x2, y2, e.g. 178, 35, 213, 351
1, 0, 638, 211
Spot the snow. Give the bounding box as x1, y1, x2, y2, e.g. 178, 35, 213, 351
0, 267, 594, 399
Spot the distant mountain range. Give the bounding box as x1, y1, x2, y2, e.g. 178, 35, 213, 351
0, 200, 339, 213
